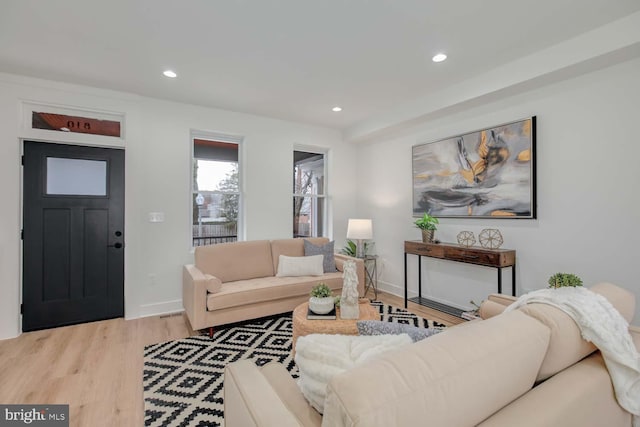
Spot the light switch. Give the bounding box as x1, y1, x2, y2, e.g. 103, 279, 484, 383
148, 212, 165, 223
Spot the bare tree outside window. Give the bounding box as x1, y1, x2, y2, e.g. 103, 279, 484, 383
192, 139, 240, 246
293, 150, 325, 237
218, 164, 239, 233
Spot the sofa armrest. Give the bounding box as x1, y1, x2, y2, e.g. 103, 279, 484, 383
488, 293, 518, 306
478, 294, 517, 319
479, 300, 507, 319
334, 254, 365, 297
224, 360, 307, 427
182, 264, 209, 331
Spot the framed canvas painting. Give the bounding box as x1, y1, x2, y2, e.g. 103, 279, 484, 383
412, 117, 536, 218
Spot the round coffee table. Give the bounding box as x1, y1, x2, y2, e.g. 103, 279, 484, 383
292, 299, 380, 355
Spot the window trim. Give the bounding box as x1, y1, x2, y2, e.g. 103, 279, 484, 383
293, 145, 328, 238
190, 130, 244, 250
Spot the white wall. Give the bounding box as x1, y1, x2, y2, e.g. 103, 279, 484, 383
0, 74, 358, 339
2, 55, 638, 340
357, 58, 640, 324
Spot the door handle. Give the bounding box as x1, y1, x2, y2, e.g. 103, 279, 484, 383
108, 242, 123, 249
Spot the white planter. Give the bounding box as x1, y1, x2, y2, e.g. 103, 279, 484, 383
309, 296, 334, 314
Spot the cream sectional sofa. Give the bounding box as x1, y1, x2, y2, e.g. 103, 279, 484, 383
224, 282, 639, 427
183, 237, 364, 334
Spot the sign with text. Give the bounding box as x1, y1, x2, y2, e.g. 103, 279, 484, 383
32, 111, 121, 137
0, 405, 69, 426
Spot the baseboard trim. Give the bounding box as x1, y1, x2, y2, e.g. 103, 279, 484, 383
139, 299, 184, 318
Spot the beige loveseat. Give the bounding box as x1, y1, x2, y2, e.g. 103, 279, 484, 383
183, 237, 364, 334
224, 283, 639, 426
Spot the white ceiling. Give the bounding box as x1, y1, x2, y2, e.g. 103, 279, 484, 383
1, 0, 639, 131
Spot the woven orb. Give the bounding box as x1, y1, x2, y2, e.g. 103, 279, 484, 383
479, 229, 503, 249
456, 231, 476, 247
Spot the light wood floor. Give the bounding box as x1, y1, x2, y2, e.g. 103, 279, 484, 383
0, 291, 462, 426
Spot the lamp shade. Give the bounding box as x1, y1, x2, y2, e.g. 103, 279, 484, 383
346, 219, 373, 240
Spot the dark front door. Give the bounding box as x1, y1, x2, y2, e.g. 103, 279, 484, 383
22, 141, 125, 331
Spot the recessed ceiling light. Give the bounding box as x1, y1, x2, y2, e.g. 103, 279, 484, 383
332, 106, 342, 112
163, 70, 177, 78
432, 53, 447, 63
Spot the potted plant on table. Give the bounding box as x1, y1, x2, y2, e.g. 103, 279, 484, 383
414, 212, 439, 243
309, 283, 335, 314
547, 273, 583, 288
340, 240, 374, 257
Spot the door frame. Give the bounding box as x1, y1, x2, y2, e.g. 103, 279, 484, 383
19, 138, 128, 333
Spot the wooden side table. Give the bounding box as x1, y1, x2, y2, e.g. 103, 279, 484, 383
291, 300, 379, 356
364, 255, 378, 299
404, 241, 516, 318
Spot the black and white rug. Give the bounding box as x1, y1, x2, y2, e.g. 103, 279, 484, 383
143, 302, 445, 426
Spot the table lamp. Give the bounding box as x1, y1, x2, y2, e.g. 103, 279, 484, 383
346, 219, 373, 258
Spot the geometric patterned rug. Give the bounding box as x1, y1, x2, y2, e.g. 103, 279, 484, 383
143, 301, 446, 426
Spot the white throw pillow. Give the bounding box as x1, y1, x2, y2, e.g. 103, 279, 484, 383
276, 255, 324, 277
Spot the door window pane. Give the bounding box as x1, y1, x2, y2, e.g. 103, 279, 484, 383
46, 157, 107, 196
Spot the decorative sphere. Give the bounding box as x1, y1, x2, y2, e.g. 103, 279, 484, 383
479, 229, 504, 249
457, 231, 476, 247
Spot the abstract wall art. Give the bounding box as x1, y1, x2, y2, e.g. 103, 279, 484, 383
412, 117, 536, 218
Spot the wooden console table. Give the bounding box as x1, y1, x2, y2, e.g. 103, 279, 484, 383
404, 241, 516, 318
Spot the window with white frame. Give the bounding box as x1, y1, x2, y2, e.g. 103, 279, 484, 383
192, 138, 240, 246
293, 149, 326, 237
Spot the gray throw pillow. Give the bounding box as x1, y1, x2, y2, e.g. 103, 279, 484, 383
304, 240, 337, 273
356, 320, 443, 342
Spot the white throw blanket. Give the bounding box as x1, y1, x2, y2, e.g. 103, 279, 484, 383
294, 333, 412, 413
505, 287, 640, 425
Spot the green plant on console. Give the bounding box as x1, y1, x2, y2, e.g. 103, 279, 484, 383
414, 213, 439, 230
310, 282, 332, 298
548, 273, 583, 289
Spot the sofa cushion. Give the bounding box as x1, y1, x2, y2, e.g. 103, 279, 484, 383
477, 351, 633, 427
276, 255, 324, 277
195, 240, 274, 283
207, 272, 343, 311
322, 310, 551, 427
519, 303, 597, 382
270, 237, 329, 274
304, 239, 337, 273
518, 282, 636, 382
